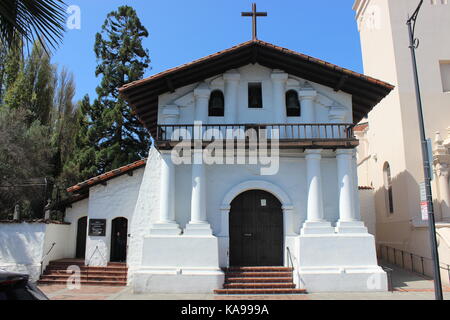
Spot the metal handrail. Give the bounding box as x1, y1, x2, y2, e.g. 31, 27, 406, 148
286, 247, 294, 270
86, 246, 107, 267
40, 242, 56, 275
379, 244, 450, 282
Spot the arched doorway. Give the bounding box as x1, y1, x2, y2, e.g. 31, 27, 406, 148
75, 217, 87, 259
110, 217, 128, 262
229, 190, 283, 266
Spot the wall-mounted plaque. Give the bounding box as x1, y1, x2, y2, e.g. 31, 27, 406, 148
89, 219, 106, 237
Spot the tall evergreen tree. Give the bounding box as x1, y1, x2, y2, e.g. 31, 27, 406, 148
60, 95, 98, 186
74, 5, 151, 176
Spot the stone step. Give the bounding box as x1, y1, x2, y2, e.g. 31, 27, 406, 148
224, 267, 293, 272
224, 283, 296, 289
45, 266, 127, 272
38, 279, 127, 287
40, 275, 127, 282
44, 270, 127, 277
225, 277, 294, 283
225, 272, 292, 278
214, 288, 307, 295
49, 260, 126, 267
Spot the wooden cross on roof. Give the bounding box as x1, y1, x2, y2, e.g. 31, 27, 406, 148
241, 3, 267, 40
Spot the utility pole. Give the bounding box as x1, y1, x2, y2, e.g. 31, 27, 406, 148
406, 0, 443, 300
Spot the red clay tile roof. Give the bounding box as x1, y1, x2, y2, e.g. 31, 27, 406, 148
354, 123, 369, 132
121, 40, 393, 92
67, 159, 147, 194
119, 40, 394, 137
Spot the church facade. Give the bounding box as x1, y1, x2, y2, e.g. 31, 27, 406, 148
353, 0, 450, 285
64, 40, 393, 293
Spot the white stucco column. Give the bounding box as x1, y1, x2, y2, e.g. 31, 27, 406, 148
185, 150, 212, 235
150, 152, 181, 235
160, 105, 180, 140
194, 82, 211, 123
336, 149, 367, 233
271, 70, 288, 123
299, 83, 317, 138
436, 163, 450, 221
301, 149, 334, 235
224, 70, 240, 123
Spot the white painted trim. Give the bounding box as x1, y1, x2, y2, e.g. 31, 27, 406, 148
221, 180, 293, 209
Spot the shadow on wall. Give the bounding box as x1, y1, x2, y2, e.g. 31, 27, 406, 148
373, 169, 450, 283
373, 170, 420, 246
0, 223, 46, 279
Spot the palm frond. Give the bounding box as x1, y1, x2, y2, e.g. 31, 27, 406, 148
0, 0, 67, 52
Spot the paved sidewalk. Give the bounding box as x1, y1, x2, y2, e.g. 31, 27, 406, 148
38, 262, 450, 300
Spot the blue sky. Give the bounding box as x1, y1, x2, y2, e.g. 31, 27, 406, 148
53, 0, 361, 102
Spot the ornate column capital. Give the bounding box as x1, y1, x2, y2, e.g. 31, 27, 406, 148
194, 82, 211, 99
161, 104, 180, 123
329, 102, 347, 122
336, 149, 354, 157
271, 70, 288, 82
223, 69, 241, 82
305, 149, 323, 159
298, 82, 317, 101
444, 126, 450, 148
436, 163, 449, 178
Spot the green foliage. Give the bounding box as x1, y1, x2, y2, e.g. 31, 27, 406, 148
69, 5, 151, 179
0, 40, 77, 219
3, 42, 55, 125
0, 107, 53, 218
0, 0, 67, 52
0, 6, 152, 219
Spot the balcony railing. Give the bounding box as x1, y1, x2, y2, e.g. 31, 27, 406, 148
156, 123, 355, 142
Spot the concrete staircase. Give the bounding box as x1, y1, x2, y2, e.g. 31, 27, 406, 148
214, 267, 307, 295
38, 259, 127, 287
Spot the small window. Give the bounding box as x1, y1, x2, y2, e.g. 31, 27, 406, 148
439, 61, 450, 92
383, 162, 394, 214
248, 82, 263, 108
286, 90, 301, 117
208, 90, 224, 117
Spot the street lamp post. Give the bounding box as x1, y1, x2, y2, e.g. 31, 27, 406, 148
406, 0, 443, 300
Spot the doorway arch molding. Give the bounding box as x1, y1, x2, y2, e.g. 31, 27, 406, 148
218, 180, 295, 238
221, 180, 293, 210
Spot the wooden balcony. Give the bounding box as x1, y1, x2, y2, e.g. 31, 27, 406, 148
156, 123, 358, 150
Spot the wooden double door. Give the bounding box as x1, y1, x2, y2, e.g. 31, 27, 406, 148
229, 190, 284, 267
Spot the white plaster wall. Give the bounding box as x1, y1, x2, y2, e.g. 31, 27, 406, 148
41, 224, 71, 271
355, 0, 450, 265
0, 223, 42, 282
172, 156, 340, 235
158, 64, 353, 126
85, 167, 145, 266
0, 223, 72, 282
360, 189, 376, 236
128, 148, 161, 282
64, 198, 88, 259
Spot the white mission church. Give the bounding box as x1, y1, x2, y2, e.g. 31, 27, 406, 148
54, 32, 395, 294
0, 7, 396, 294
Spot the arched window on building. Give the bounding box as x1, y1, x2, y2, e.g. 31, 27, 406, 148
383, 162, 394, 214
286, 90, 301, 117
208, 90, 225, 117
